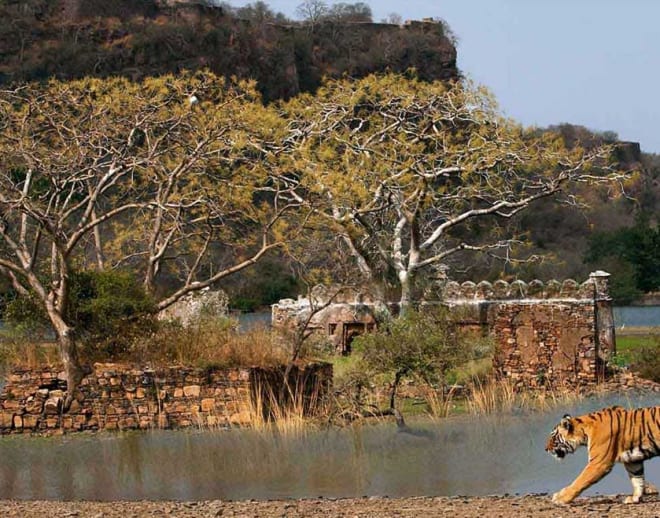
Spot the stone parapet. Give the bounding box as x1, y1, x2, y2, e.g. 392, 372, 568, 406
439, 275, 609, 302
441, 272, 615, 391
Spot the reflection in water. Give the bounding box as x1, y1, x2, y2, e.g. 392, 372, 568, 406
0, 393, 657, 501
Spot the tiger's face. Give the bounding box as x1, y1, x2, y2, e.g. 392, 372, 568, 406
545, 414, 583, 459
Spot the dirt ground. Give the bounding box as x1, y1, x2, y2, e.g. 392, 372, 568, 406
0, 494, 658, 517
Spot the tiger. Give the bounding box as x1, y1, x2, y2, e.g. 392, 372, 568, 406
545, 405, 660, 505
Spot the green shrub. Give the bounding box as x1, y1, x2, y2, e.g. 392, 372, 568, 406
629, 338, 660, 382
352, 307, 478, 408
3, 270, 157, 359
2, 292, 52, 339
69, 270, 157, 359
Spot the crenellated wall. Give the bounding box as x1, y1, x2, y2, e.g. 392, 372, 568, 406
433, 271, 615, 389
272, 286, 389, 355
0, 362, 332, 435
272, 272, 616, 390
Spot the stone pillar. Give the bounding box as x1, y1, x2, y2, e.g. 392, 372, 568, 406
590, 270, 615, 364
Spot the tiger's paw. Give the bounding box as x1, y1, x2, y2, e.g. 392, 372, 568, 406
623, 495, 642, 504
644, 482, 659, 495
551, 490, 574, 505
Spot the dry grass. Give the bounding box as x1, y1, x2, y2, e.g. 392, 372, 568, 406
133, 318, 290, 368
1, 317, 293, 370
419, 384, 460, 419
465, 377, 585, 416
0, 337, 60, 370
245, 380, 322, 437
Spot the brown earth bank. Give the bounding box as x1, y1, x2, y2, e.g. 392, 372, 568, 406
0, 494, 659, 517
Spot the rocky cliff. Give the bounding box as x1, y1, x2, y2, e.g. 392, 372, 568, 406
0, 0, 458, 101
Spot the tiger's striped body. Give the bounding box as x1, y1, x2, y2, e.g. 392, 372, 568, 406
545, 405, 660, 505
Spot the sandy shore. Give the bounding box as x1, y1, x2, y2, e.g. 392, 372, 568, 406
0, 494, 659, 517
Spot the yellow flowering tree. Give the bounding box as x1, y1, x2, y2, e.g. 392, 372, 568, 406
281, 73, 626, 309
0, 71, 298, 405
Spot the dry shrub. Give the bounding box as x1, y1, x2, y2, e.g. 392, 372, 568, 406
0, 336, 60, 370
133, 318, 290, 367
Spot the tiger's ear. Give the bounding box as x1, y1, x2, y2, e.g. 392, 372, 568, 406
560, 415, 573, 432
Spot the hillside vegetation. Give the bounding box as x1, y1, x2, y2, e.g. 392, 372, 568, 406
0, 0, 457, 101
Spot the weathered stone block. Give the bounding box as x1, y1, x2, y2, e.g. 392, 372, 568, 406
201, 398, 215, 412
119, 417, 136, 429
44, 397, 62, 415
183, 385, 201, 397
2, 399, 21, 411
22, 415, 37, 428
229, 410, 252, 425
0, 413, 13, 428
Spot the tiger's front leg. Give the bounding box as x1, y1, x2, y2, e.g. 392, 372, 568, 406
552, 461, 613, 505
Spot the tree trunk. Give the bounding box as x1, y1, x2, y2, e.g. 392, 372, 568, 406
48, 309, 85, 411
398, 270, 413, 315
389, 370, 403, 410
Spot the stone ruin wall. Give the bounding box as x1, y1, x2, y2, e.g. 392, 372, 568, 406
272, 286, 388, 355
434, 271, 615, 390
0, 362, 332, 435
272, 272, 615, 390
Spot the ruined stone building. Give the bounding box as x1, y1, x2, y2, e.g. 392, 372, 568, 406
440, 271, 615, 390
272, 285, 386, 355
272, 272, 616, 389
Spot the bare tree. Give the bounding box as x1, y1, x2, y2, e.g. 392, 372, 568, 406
383, 12, 403, 25
296, 0, 328, 25
281, 74, 628, 310
0, 72, 300, 406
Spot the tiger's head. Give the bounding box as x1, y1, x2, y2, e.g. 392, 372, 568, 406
545, 414, 586, 459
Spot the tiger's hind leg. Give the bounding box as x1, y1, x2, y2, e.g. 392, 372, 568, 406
644, 481, 658, 495
624, 462, 645, 504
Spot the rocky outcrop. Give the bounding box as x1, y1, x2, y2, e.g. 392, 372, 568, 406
157, 288, 229, 327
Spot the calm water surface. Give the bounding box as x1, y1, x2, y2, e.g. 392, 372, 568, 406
0, 393, 658, 501
613, 306, 660, 328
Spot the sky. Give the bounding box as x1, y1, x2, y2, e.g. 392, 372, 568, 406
229, 0, 660, 153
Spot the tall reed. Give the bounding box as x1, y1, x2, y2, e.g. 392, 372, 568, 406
466, 377, 585, 415
246, 379, 316, 437
420, 384, 459, 419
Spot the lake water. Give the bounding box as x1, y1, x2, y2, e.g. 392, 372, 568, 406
613, 306, 660, 328
235, 311, 271, 331
0, 393, 657, 501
